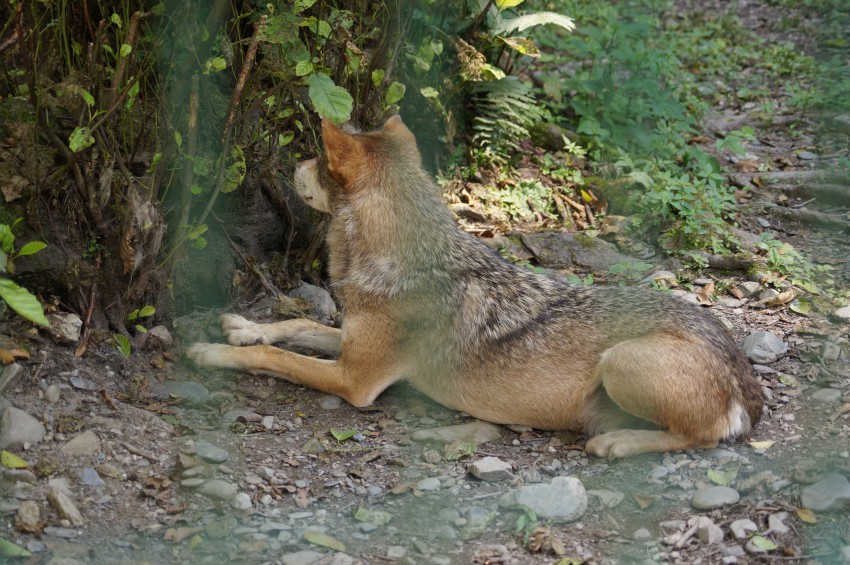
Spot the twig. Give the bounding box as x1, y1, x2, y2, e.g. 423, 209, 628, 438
120, 441, 162, 464
197, 15, 267, 227
89, 77, 141, 135
178, 77, 201, 233
261, 176, 297, 275
109, 11, 154, 102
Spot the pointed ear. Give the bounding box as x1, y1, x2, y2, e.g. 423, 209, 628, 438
382, 114, 416, 143
321, 118, 363, 189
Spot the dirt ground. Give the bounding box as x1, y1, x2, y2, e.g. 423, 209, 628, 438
2, 1, 850, 564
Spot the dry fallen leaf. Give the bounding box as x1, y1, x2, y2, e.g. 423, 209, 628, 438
164, 527, 203, 543
634, 494, 655, 509
0, 347, 29, 364
734, 159, 760, 173
695, 281, 715, 305
750, 440, 776, 450
796, 508, 817, 524
763, 289, 796, 306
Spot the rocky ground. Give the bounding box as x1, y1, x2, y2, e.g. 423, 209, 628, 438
2, 1, 850, 564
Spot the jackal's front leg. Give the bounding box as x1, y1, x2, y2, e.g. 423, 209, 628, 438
220, 314, 341, 356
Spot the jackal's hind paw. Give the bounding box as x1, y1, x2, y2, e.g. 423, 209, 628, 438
219, 314, 269, 345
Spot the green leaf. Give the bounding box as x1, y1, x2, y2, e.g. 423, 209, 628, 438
119, 43, 132, 57
190, 183, 203, 195
330, 428, 357, 441
110, 13, 122, 28
385, 82, 406, 106
789, 298, 811, 315
0, 278, 50, 326
307, 73, 353, 124
113, 334, 131, 357
223, 145, 246, 193
127, 308, 139, 321
707, 468, 737, 486
295, 60, 314, 76
135, 324, 147, 333
16, 241, 46, 257
371, 69, 385, 88
420, 87, 439, 99
294, 0, 318, 12
191, 236, 207, 249
493, 12, 575, 34
303, 530, 345, 551
1, 450, 28, 469
187, 224, 208, 240
79, 87, 95, 107
495, 0, 525, 8
750, 536, 778, 551
778, 373, 800, 387
138, 305, 156, 318
69, 127, 94, 153
0, 538, 31, 558
124, 80, 140, 110
497, 36, 540, 57
0, 224, 13, 254
203, 56, 227, 74
354, 508, 393, 525
279, 132, 295, 147
174, 130, 183, 149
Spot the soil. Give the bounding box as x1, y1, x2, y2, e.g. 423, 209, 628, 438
1, 0, 849, 564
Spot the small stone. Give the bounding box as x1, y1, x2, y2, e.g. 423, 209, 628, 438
145, 325, 173, 348
416, 477, 441, 491
288, 283, 337, 321
756, 217, 771, 228
42, 526, 79, 538
262, 415, 275, 429
633, 527, 652, 541
25, 540, 45, 553
199, 479, 239, 501
47, 488, 84, 526
222, 408, 262, 422
767, 512, 789, 535
46, 312, 83, 343
833, 306, 850, 323
695, 517, 724, 544
639, 271, 677, 286
0, 406, 46, 449
736, 281, 761, 298
15, 500, 40, 528
679, 293, 700, 305
231, 492, 252, 510
758, 288, 780, 301
79, 467, 105, 488
797, 151, 818, 160
411, 421, 502, 444
359, 522, 378, 533
387, 546, 407, 559
691, 486, 740, 510
319, 395, 343, 410
45, 384, 61, 403
730, 519, 758, 540
150, 380, 210, 403
469, 457, 513, 482
281, 550, 325, 565
181, 478, 205, 488
587, 489, 625, 508
499, 476, 587, 522
741, 331, 787, 364
693, 278, 714, 286
0, 363, 24, 395
811, 388, 842, 404
301, 436, 326, 454
60, 430, 101, 456
193, 440, 229, 463
717, 298, 743, 308
800, 473, 850, 511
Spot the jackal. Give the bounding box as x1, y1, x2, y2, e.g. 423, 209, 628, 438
188, 116, 763, 457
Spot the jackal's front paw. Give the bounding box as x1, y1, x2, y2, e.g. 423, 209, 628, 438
220, 314, 269, 346
186, 343, 243, 370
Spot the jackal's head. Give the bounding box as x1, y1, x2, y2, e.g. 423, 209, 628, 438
293, 115, 420, 213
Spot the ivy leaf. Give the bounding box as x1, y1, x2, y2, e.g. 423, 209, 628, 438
385, 82, 406, 106
0, 278, 50, 326
497, 36, 540, 58
307, 73, 353, 124
69, 127, 95, 153
17, 241, 46, 257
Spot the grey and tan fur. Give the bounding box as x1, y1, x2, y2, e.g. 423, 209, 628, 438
188, 116, 763, 458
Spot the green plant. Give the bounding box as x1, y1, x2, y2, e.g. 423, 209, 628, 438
0, 220, 49, 327
756, 233, 831, 294
515, 507, 539, 544
127, 305, 156, 333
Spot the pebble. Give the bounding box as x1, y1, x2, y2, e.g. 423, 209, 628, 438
301, 437, 326, 454
150, 380, 210, 403
468, 456, 513, 482
758, 288, 780, 301
498, 476, 587, 522
199, 479, 238, 501
0, 363, 24, 395
639, 271, 677, 286
45, 384, 61, 403
833, 306, 850, 323
231, 492, 253, 510
222, 408, 262, 422
417, 477, 441, 491
288, 283, 337, 321
46, 311, 83, 343
0, 406, 46, 449
281, 550, 325, 565
717, 298, 744, 308
730, 518, 758, 540
587, 489, 625, 508
691, 486, 740, 510
26, 540, 45, 553
48, 488, 85, 526
800, 473, 850, 511
146, 325, 174, 348
811, 388, 842, 404
411, 421, 502, 444
60, 430, 102, 456
319, 395, 343, 410
741, 331, 787, 364
43, 526, 80, 538
693, 278, 714, 286
387, 546, 407, 559
736, 281, 761, 297
633, 527, 652, 541
193, 441, 229, 463
695, 517, 724, 544
79, 467, 105, 488
181, 477, 205, 488
797, 150, 818, 160
767, 512, 789, 535
14, 500, 40, 527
